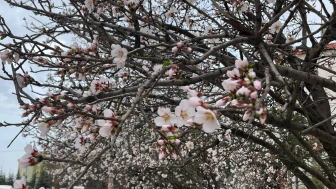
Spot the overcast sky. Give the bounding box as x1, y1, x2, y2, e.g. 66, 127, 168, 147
0, 1, 48, 175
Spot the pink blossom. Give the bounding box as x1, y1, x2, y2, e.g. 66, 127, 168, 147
154, 107, 177, 126
175, 100, 196, 127
37, 122, 50, 137
159, 147, 166, 160
215, 97, 231, 107
250, 91, 258, 99
231, 99, 247, 107
222, 79, 240, 92
248, 69, 256, 78
157, 140, 165, 146
41, 106, 53, 114
177, 42, 183, 48
67, 103, 75, 109
235, 59, 248, 70
186, 119, 194, 125
99, 125, 113, 137
236, 87, 251, 97
226, 68, 240, 78
96, 109, 115, 137
194, 106, 220, 133
111, 44, 128, 68
186, 47, 192, 52
13, 177, 26, 189
20, 144, 40, 168
243, 109, 252, 121
254, 80, 262, 90
172, 46, 178, 53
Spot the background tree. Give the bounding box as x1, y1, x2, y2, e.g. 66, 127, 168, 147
0, 169, 6, 185
35, 167, 51, 189
5, 172, 14, 185
27, 171, 37, 189
15, 169, 20, 180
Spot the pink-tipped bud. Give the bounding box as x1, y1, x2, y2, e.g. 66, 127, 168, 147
162, 125, 171, 132
67, 103, 74, 109
260, 112, 267, 124
159, 148, 166, 160
254, 80, 262, 90
175, 139, 181, 145
186, 119, 194, 125
171, 152, 177, 160
186, 47, 192, 52
177, 42, 183, 48
41, 106, 53, 114
172, 46, 178, 53
250, 91, 258, 99
157, 139, 165, 146
243, 109, 252, 121
85, 105, 92, 111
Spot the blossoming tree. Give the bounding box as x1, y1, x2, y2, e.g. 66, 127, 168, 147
2, 0, 336, 188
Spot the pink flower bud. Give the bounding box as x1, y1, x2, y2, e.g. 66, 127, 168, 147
172, 46, 178, 53
235, 59, 248, 70
186, 119, 194, 125
250, 91, 258, 99
175, 139, 181, 145
85, 105, 92, 111
162, 125, 171, 132
67, 103, 74, 109
254, 80, 262, 90
171, 152, 177, 160
260, 112, 267, 124
159, 148, 166, 160
176, 42, 183, 48
157, 139, 165, 146
186, 47, 192, 52
243, 109, 252, 121
41, 106, 53, 113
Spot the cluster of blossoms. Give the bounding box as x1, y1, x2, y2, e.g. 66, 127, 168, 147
172, 41, 192, 53
157, 125, 181, 160
218, 59, 266, 123
111, 44, 128, 68
90, 77, 116, 95
20, 144, 42, 168
154, 87, 222, 132
0, 49, 20, 64
96, 109, 118, 138
15, 73, 34, 88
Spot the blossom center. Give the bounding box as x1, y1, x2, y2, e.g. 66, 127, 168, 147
163, 114, 170, 121
118, 50, 124, 57
205, 112, 214, 121
181, 111, 188, 119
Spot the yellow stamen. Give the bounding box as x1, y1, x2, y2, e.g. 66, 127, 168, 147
163, 114, 170, 121
205, 113, 214, 121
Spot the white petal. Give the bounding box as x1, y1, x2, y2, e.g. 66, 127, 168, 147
99, 126, 112, 137
154, 117, 165, 126
202, 120, 220, 133
103, 109, 113, 117
24, 144, 33, 154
